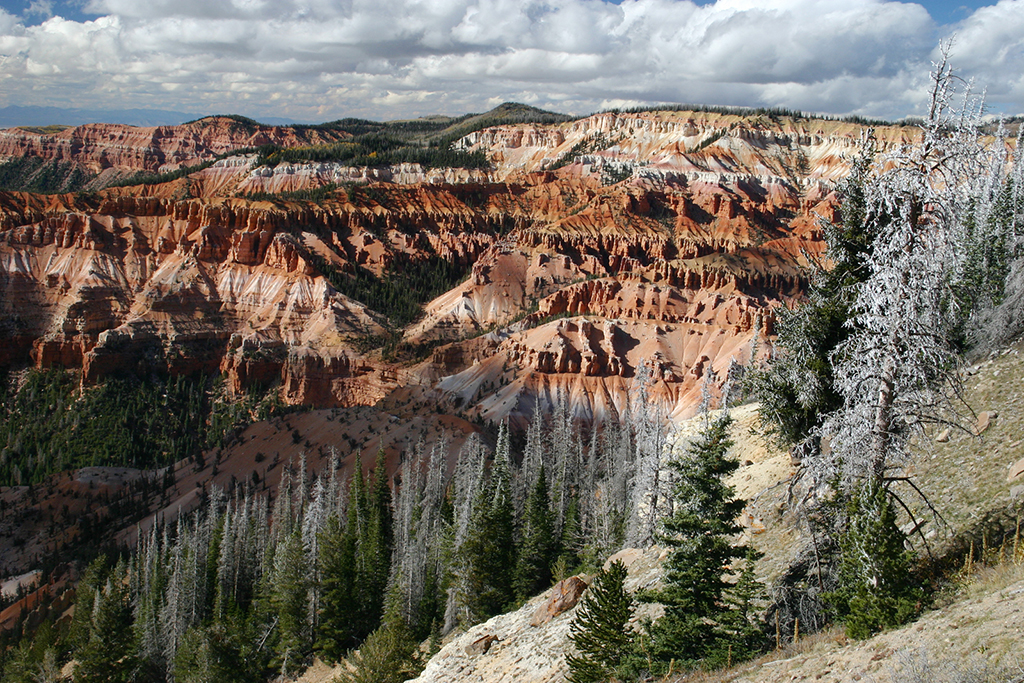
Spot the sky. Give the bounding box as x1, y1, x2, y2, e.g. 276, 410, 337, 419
0, 0, 1021, 123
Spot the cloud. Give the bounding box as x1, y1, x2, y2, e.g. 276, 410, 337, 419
944, 0, 1024, 110
0, 0, 1019, 122
25, 1, 56, 19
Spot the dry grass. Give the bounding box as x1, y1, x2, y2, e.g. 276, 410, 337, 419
654, 626, 849, 683
908, 342, 1024, 553
937, 522, 1024, 605
884, 648, 1024, 683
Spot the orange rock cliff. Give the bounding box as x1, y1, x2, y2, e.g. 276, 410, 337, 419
0, 110, 916, 425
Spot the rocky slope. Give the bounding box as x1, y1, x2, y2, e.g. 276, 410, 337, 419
0, 402, 484, 580
409, 547, 668, 683
0, 109, 921, 425
394, 339, 1024, 683
720, 569, 1024, 683
409, 559, 1024, 683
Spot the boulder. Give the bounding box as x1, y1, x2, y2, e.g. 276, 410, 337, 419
975, 411, 998, 435
465, 634, 500, 656
1008, 456, 1024, 483
530, 576, 590, 627
936, 428, 951, 443
1011, 485, 1024, 502
604, 547, 644, 570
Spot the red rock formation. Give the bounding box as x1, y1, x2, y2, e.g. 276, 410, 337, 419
0, 117, 350, 180
530, 576, 590, 627
0, 109, 904, 424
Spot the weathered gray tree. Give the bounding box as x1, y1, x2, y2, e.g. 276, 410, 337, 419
820, 50, 1001, 495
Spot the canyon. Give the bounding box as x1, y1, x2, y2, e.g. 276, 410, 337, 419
0, 116, 350, 189
1, 109, 918, 429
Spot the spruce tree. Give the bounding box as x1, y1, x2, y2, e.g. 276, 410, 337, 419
68, 556, 108, 654
826, 483, 922, 639
1, 620, 58, 683
270, 529, 309, 674
719, 546, 768, 662
315, 513, 358, 662
352, 450, 392, 639
565, 560, 634, 683
173, 620, 258, 683
644, 413, 762, 672
74, 574, 137, 683
555, 494, 582, 575
458, 447, 516, 623
750, 143, 878, 456
337, 578, 423, 683
514, 465, 556, 600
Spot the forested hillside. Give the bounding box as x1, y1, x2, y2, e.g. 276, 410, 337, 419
0, 390, 676, 681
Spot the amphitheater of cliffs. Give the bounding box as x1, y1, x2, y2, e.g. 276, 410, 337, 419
0, 110, 916, 426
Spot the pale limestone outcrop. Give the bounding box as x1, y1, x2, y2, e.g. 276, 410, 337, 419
409, 547, 665, 683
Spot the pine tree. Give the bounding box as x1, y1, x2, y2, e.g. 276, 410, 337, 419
577, 423, 602, 557
750, 52, 1018, 645
393, 453, 417, 622
68, 556, 108, 654
750, 139, 879, 459
302, 475, 328, 635
271, 529, 309, 674
627, 362, 666, 548
1, 620, 58, 683
314, 450, 393, 654
955, 131, 1024, 349
337, 577, 424, 683
353, 449, 392, 638
514, 465, 556, 600
644, 412, 762, 672
74, 573, 137, 683
550, 398, 580, 538
175, 619, 264, 683
444, 435, 486, 632
316, 513, 358, 661
458, 444, 515, 623
821, 50, 993, 495
718, 546, 768, 662
411, 434, 448, 639
555, 493, 583, 575
516, 403, 545, 515
133, 524, 167, 678
565, 560, 635, 683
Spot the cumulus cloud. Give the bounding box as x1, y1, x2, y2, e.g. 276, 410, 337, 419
25, 1, 56, 19
944, 0, 1024, 111
0, 0, 1020, 121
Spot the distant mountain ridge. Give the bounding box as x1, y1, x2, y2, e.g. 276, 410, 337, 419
0, 104, 575, 194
